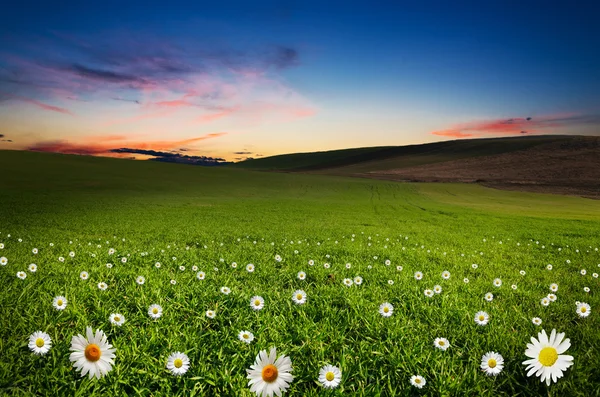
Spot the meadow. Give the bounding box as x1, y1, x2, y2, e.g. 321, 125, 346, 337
0, 150, 599, 396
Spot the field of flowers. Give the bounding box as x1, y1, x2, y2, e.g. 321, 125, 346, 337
0, 151, 599, 396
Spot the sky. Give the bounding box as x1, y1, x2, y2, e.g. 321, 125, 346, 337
1, 0, 599, 162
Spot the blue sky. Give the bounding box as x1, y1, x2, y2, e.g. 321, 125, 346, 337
1, 0, 599, 160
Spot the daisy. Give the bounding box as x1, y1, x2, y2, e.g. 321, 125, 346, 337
481, 351, 504, 376
148, 304, 163, 319
106, 263, 113, 269
246, 347, 294, 397
464, 278, 469, 283
170, 280, 176, 285
192, 265, 198, 271
17, 271, 26, 280
580, 269, 587, 276
0, 257, 7, 266
324, 263, 330, 269
318, 364, 342, 389
434, 337, 450, 351
397, 266, 403, 271
547, 294, 557, 302
472, 264, 478, 269
221, 286, 231, 295
69, 327, 116, 379
433, 285, 442, 294
155, 262, 161, 268
583, 287, 590, 293
546, 264, 553, 271
275, 255, 282, 262
121, 257, 127, 263
108, 248, 115, 255
541, 297, 550, 306
206, 310, 216, 318
80, 271, 89, 280
549, 283, 558, 292
69, 251, 75, 258
136, 276, 145, 285
485, 293, 494, 302
167, 352, 190, 376
474, 311, 489, 326
424, 289, 434, 298
410, 375, 426, 388
98, 282, 108, 290
520, 270, 526, 276
197, 271, 206, 280
523, 329, 573, 386
297, 271, 306, 280
109, 313, 125, 326
308, 260, 314, 266
178, 265, 185, 271
239, 330, 255, 344
28, 263, 37, 272
387, 280, 394, 285
593, 273, 598, 278
251, 296, 265, 311
414, 271, 423, 280
532, 317, 542, 326
576, 302, 591, 318
29, 331, 52, 355
512, 284, 518, 290
379, 302, 394, 317
385, 259, 391, 266
441, 271, 450, 280
343, 278, 353, 287
292, 290, 307, 305
53, 296, 67, 310
346, 263, 351, 269
354, 276, 363, 285
246, 264, 255, 272
493, 278, 502, 287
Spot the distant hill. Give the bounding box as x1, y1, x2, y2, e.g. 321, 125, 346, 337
232, 135, 600, 198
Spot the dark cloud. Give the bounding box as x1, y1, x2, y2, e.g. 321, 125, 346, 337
233, 151, 253, 155
111, 97, 140, 104
520, 130, 528, 134
269, 47, 299, 69
69, 64, 146, 83
0, 134, 4, 138
110, 147, 230, 165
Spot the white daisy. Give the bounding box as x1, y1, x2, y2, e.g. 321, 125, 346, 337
220, 286, 231, 295
275, 255, 282, 262
148, 304, 163, 319
434, 337, 450, 351
424, 289, 434, 298
346, 263, 351, 269
106, 263, 113, 269
387, 280, 394, 285
29, 331, 52, 355
155, 262, 161, 268
441, 271, 450, 280
379, 302, 393, 317
532, 317, 542, 326
384, 259, 391, 266
593, 273, 598, 278
167, 352, 190, 376
121, 257, 127, 263
292, 290, 307, 305
343, 278, 353, 287
493, 278, 502, 287
318, 364, 342, 389
547, 294, 557, 302
396, 266, 403, 271
246, 264, 255, 272
546, 264, 553, 270
414, 271, 423, 280
541, 297, 550, 306
324, 263, 330, 269
576, 302, 591, 318
481, 351, 504, 376
170, 279, 176, 285
17, 271, 27, 280
53, 296, 68, 310
98, 282, 108, 290
583, 287, 590, 293
0, 256, 7, 266
308, 259, 314, 266
69, 251, 75, 258
136, 276, 145, 285
192, 265, 198, 271
433, 285, 442, 294
80, 271, 89, 280
297, 271, 306, 280
246, 347, 294, 397
463, 278, 469, 283
580, 269, 587, 276
511, 284, 517, 290
472, 264, 478, 269
239, 330, 255, 343
474, 311, 489, 326
108, 248, 115, 255
410, 375, 426, 388
69, 327, 116, 379
523, 329, 573, 386
206, 310, 216, 318
550, 283, 558, 292
251, 296, 265, 311
32, 248, 38, 254
109, 313, 125, 326
197, 271, 206, 280
485, 293, 494, 302
520, 270, 526, 276
28, 263, 37, 272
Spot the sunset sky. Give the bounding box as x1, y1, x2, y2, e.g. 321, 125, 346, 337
1, 1, 599, 162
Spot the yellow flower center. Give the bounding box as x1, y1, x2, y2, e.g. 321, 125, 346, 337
326, 371, 335, 381
581, 307, 587, 313
173, 358, 183, 368
383, 307, 389, 313
262, 364, 278, 383
57, 300, 63, 306
415, 378, 421, 384
152, 308, 158, 314
84, 344, 101, 362
296, 294, 303, 300
254, 300, 261, 306
35, 338, 45, 347
488, 359, 497, 368
114, 316, 120, 322
243, 334, 249, 339
439, 341, 445, 346
539, 347, 558, 367
479, 315, 485, 321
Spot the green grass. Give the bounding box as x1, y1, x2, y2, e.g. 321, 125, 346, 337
0, 150, 599, 396
230, 135, 572, 172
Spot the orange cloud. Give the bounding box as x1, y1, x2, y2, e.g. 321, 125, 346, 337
194, 106, 240, 123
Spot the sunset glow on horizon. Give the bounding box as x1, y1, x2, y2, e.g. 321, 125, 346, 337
1, 1, 599, 162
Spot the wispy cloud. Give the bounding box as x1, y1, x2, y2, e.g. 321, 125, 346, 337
1, 92, 73, 115
431, 113, 600, 138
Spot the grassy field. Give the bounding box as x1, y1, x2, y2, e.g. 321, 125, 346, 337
0, 150, 599, 396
